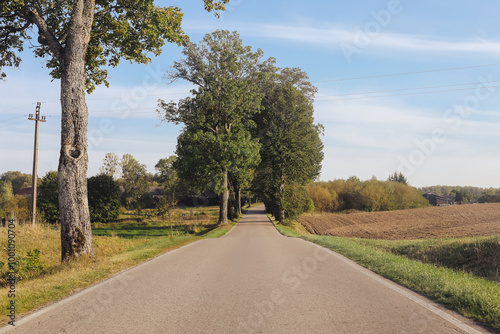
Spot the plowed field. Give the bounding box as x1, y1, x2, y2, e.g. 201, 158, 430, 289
298, 203, 500, 239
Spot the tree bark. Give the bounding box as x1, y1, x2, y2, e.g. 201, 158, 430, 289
236, 187, 242, 215
218, 172, 229, 225
276, 175, 286, 223
58, 0, 95, 261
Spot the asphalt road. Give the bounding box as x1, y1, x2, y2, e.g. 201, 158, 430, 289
3, 206, 491, 333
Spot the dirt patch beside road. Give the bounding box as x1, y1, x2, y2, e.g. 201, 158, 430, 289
299, 203, 500, 239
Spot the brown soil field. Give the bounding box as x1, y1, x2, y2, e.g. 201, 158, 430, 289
298, 203, 500, 239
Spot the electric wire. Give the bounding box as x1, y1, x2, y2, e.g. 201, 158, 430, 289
2, 63, 500, 113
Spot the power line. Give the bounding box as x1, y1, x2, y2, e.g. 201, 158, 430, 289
313, 63, 500, 83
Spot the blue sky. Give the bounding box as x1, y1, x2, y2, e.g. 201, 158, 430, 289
1, 0, 500, 188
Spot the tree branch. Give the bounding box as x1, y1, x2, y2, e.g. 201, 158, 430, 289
0, 22, 30, 40
26, 9, 63, 61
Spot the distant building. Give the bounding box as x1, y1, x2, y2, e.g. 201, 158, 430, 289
423, 192, 456, 206
18, 187, 39, 197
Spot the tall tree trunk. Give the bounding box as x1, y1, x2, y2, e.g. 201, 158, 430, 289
276, 175, 286, 223
236, 187, 242, 215
58, 0, 95, 261
218, 172, 229, 225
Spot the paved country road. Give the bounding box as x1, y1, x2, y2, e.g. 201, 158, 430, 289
2, 206, 492, 334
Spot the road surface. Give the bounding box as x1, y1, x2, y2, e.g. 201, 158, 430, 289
2, 206, 491, 333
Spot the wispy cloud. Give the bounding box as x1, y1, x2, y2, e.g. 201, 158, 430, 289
186, 20, 500, 55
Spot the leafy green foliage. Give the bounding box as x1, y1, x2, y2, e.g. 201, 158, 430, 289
282, 184, 315, 221
0, 181, 14, 217
158, 30, 272, 223
17, 249, 46, 281
307, 178, 430, 213
387, 171, 409, 185
37, 171, 59, 223
87, 174, 121, 223
2, 1, 230, 262
120, 154, 150, 209
1, 0, 229, 91
155, 155, 179, 192
419, 185, 500, 203
253, 74, 324, 222
0, 171, 32, 194
99, 153, 120, 179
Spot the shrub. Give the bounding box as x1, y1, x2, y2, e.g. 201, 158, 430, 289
283, 184, 314, 219
307, 184, 338, 212
306, 178, 430, 214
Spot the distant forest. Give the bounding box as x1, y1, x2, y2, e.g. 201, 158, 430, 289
418, 185, 500, 203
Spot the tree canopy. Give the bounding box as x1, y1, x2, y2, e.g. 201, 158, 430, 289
253, 75, 324, 222
120, 153, 149, 209
1, 0, 229, 261
158, 30, 273, 224
1, 0, 229, 89
0, 171, 32, 194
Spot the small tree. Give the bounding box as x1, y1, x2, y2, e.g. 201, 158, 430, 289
99, 153, 121, 179
156, 194, 177, 237
388, 172, 409, 185
120, 154, 149, 209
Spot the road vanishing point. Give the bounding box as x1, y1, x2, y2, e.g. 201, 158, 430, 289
2, 206, 491, 333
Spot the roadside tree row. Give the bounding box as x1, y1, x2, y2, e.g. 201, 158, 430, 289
158, 30, 324, 224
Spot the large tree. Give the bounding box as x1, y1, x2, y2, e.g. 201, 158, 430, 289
158, 30, 273, 224
0, 0, 228, 261
253, 69, 324, 222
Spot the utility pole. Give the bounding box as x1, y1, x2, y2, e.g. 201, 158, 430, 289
28, 102, 46, 224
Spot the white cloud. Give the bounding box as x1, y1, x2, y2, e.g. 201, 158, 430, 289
185, 20, 500, 56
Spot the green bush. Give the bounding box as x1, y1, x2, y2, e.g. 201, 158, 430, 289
283, 184, 314, 220
307, 178, 430, 213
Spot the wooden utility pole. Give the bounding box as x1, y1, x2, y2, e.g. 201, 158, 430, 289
28, 102, 46, 224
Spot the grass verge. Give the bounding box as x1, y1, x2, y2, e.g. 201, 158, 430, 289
0, 205, 236, 325
272, 218, 500, 331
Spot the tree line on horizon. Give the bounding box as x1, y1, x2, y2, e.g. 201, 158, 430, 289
418, 185, 500, 204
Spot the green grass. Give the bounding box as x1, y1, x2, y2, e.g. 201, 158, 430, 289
272, 218, 500, 331
92, 222, 215, 238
